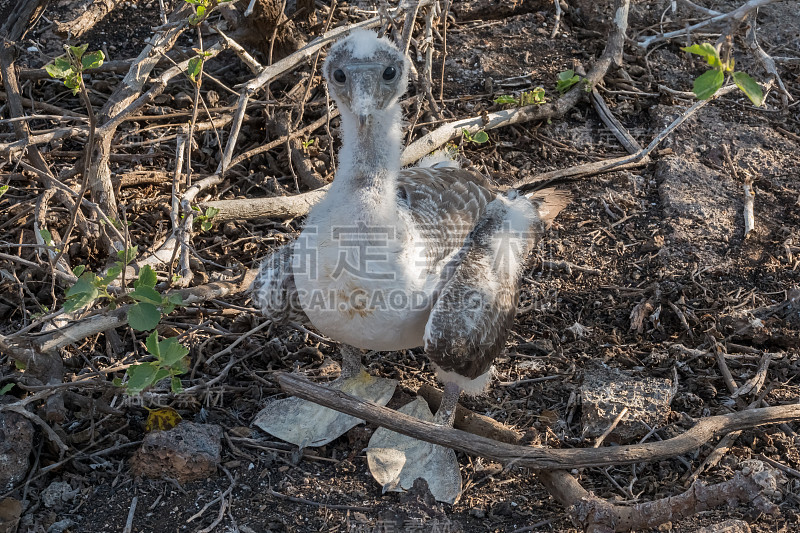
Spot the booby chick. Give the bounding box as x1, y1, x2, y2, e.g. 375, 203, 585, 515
252, 29, 568, 504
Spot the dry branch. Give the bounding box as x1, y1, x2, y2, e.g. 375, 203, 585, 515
637, 0, 779, 49
276, 372, 800, 470
55, 0, 118, 39
199, 188, 328, 222
565, 470, 779, 532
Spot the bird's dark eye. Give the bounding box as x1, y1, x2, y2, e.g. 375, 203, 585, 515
382, 66, 397, 81
333, 69, 346, 83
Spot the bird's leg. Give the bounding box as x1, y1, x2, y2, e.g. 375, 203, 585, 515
340, 344, 363, 380
433, 382, 461, 427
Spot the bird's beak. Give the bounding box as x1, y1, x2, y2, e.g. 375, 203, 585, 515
357, 113, 371, 131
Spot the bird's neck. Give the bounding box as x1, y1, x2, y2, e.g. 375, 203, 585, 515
332, 104, 402, 209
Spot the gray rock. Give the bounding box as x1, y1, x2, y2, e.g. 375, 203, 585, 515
581, 363, 675, 442
0, 403, 34, 492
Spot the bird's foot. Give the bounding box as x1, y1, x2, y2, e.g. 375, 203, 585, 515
253, 368, 396, 448
366, 396, 462, 504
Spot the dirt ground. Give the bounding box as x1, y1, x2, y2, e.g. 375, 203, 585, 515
1, 0, 799, 532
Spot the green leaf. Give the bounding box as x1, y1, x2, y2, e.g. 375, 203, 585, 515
64, 73, 81, 95
72, 265, 86, 277
145, 330, 160, 357
204, 206, 220, 218
200, 220, 212, 232
0, 383, 14, 395
81, 50, 104, 70
556, 70, 580, 94
45, 57, 72, 79
100, 265, 122, 285
136, 265, 158, 289
168, 293, 183, 306
195, 4, 206, 19
187, 56, 202, 81
128, 302, 161, 331
0, 184, 8, 198
130, 286, 163, 305
681, 43, 720, 68
732, 71, 764, 106
471, 130, 489, 144
70, 44, 89, 60
39, 228, 53, 246
125, 362, 159, 395
153, 368, 171, 384
171, 377, 184, 394
64, 273, 100, 312
692, 68, 724, 100
117, 245, 138, 265
159, 337, 189, 367
494, 95, 518, 105
112, 376, 123, 387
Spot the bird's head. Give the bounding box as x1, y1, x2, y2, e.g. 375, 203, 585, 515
323, 30, 410, 132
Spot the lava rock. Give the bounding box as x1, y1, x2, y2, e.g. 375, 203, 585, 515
581, 363, 675, 442
130, 422, 222, 482
0, 402, 34, 492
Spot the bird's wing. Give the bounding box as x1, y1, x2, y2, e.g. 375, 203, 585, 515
421, 197, 531, 379
251, 242, 309, 324
422, 188, 569, 380
396, 166, 497, 272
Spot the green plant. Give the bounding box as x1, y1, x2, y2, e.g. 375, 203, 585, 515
45, 44, 104, 95
64, 246, 182, 330
556, 69, 580, 94
127, 263, 184, 331
0, 185, 8, 198
38, 228, 59, 253
461, 129, 489, 144
114, 331, 189, 395
184, 0, 234, 25
0, 383, 14, 396
187, 50, 213, 83
192, 205, 220, 232
494, 87, 547, 107
301, 138, 315, 150
681, 43, 763, 105
62, 246, 187, 396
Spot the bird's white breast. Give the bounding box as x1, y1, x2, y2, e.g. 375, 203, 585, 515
292, 196, 442, 351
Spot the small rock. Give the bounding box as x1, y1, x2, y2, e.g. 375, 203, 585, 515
697, 519, 751, 533
47, 519, 77, 533
41, 481, 79, 510
581, 363, 675, 442
172, 92, 193, 109
0, 402, 34, 492
0, 498, 22, 533
130, 422, 222, 482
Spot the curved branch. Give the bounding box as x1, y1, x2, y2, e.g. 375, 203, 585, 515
276, 372, 800, 470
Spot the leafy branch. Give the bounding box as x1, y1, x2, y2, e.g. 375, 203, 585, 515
114, 331, 189, 395
682, 43, 763, 105
494, 87, 547, 107
556, 69, 580, 94
45, 44, 105, 95
461, 129, 489, 144
191, 205, 220, 232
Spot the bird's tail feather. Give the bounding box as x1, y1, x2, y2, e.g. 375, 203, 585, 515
524, 188, 571, 228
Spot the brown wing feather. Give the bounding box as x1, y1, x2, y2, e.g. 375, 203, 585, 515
251, 243, 309, 324
423, 199, 533, 379
396, 166, 496, 271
